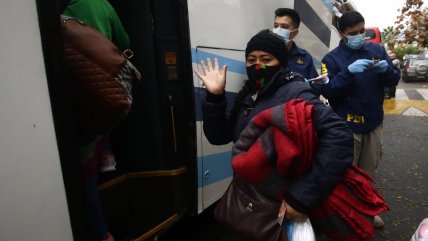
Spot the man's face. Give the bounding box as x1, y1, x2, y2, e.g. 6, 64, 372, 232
274, 16, 298, 39
341, 22, 365, 40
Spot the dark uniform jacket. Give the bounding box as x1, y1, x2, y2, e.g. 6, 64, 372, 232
202, 69, 353, 214
288, 42, 318, 79
312, 41, 400, 134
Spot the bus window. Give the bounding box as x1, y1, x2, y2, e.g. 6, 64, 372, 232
365, 27, 381, 44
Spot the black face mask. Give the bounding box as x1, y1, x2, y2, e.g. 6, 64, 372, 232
246, 64, 281, 91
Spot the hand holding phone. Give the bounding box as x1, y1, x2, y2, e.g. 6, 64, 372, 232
371, 60, 388, 73
348, 59, 373, 73
368, 59, 379, 68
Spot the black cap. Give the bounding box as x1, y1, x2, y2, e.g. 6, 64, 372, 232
245, 29, 288, 67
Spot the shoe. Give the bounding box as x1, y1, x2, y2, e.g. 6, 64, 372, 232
374, 215, 384, 228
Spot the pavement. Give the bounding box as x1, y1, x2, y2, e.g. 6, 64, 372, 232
371, 114, 428, 241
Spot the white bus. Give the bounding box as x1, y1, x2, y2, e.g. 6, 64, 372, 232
0, 0, 336, 240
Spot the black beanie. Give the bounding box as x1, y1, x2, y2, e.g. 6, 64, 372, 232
245, 29, 289, 67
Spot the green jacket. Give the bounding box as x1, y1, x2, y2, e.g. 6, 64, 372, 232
63, 0, 130, 51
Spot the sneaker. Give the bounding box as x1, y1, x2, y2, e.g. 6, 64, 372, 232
374, 215, 384, 228
99, 154, 116, 173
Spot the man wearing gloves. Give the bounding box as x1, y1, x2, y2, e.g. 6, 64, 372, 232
311, 11, 400, 229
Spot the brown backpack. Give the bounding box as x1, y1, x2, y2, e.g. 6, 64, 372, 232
61, 15, 141, 134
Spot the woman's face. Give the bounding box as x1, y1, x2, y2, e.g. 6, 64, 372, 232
246, 50, 280, 67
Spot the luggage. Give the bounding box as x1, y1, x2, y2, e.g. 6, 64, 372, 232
61, 15, 141, 134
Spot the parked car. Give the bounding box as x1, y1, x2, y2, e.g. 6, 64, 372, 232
401, 54, 419, 68
420, 50, 428, 59
402, 58, 428, 82
365, 27, 381, 44
403, 54, 419, 60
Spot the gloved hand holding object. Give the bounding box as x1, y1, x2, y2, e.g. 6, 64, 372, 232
348, 59, 373, 73
371, 60, 388, 73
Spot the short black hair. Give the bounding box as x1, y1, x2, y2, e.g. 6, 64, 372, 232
338, 11, 365, 32
275, 8, 300, 28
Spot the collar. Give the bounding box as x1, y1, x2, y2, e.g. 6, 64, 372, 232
289, 42, 306, 57
257, 68, 305, 99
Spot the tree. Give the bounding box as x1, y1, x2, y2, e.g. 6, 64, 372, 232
393, 0, 428, 47
394, 44, 423, 60
382, 26, 396, 50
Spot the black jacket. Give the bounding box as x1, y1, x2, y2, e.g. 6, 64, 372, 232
202, 69, 353, 214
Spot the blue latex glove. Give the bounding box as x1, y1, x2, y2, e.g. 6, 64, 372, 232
348, 59, 373, 73
372, 60, 388, 73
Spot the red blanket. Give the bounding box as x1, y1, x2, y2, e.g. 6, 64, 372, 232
232, 98, 317, 183
231, 99, 389, 240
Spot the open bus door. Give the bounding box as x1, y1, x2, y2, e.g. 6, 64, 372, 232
0, 1, 75, 240
97, 0, 198, 240
35, 0, 197, 240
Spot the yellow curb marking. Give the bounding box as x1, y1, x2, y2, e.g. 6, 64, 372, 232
384, 100, 428, 115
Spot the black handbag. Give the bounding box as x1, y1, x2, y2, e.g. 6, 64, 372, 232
214, 175, 287, 241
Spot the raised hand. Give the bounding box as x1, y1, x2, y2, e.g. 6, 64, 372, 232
194, 58, 227, 94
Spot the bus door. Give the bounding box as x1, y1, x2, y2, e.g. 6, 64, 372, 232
0, 1, 75, 240
54, 0, 199, 240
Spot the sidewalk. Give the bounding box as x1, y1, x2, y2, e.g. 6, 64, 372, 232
372, 115, 428, 240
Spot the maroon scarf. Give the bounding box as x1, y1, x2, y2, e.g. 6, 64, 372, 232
231, 99, 389, 240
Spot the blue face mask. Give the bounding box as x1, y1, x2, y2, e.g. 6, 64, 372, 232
345, 33, 365, 50
272, 28, 294, 45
